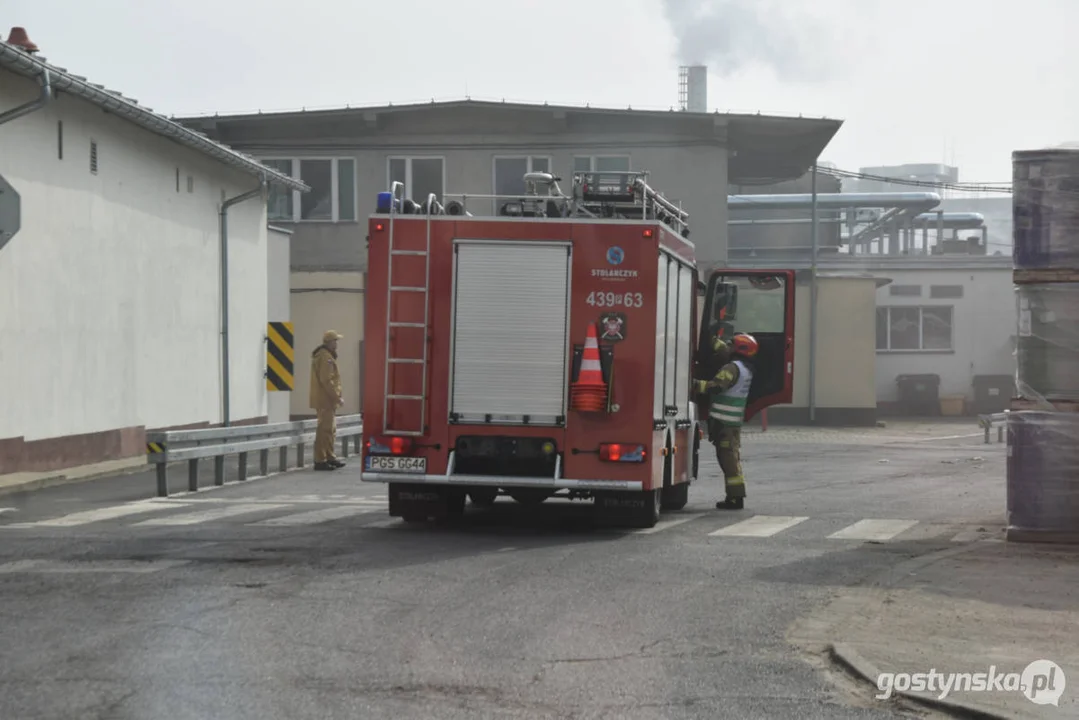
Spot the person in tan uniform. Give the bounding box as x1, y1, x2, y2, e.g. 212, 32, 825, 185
309, 330, 345, 470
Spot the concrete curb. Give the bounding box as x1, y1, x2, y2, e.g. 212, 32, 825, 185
827, 643, 1011, 720
0, 460, 152, 499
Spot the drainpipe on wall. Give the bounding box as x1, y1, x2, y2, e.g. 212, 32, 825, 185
0, 68, 51, 126
219, 180, 267, 427
809, 162, 819, 424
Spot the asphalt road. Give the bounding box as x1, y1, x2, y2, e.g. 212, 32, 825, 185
0, 423, 1004, 719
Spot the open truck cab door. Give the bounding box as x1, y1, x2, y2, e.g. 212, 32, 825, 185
695, 270, 796, 422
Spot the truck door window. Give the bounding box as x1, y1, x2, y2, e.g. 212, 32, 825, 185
718, 275, 785, 336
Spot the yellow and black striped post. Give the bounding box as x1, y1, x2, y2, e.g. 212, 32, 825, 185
266, 321, 295, 391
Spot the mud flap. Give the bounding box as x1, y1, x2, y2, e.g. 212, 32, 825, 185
388, 483, 465, 521
593, 489, 660, 529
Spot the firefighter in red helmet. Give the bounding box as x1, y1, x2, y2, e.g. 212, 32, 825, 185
694, 332, 759, 510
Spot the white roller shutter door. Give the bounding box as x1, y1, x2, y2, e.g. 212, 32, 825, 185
450, 241, 571, 424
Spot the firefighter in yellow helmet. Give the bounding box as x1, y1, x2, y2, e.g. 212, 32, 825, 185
309, 330, 345, 470
694, 332, 759, 510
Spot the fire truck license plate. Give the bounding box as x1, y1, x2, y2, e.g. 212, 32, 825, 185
365, 456, 427, 473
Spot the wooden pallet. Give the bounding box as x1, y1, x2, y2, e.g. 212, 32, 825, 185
1013, 267, 1079, 284
1009, 396, 1079, 413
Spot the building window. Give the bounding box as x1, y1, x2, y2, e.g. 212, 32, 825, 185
263, 159, 293, 220
388, 157, 445, 203
492, 156, 551, 213
89, 140, 98, 174
300, 159, 333, 220
889, 284, 921, 297
259, 158, 357, 223
57, 121, 63, 160
930, 284, 964, 299
573, 155, 631, 173
876, 306, 953, 351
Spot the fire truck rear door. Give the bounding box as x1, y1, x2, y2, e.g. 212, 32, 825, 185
449, 239, 571, 425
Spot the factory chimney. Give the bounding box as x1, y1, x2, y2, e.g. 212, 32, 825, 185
678, 65, 707, 112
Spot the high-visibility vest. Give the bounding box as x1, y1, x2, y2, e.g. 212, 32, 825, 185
709, 360, 753, 426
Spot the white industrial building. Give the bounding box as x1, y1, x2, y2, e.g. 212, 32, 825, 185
728, 173, 1017, 417
0, 30, 306, 476
873, 260, 1015, 413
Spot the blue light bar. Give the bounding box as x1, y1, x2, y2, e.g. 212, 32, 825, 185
376, 191, 394, 213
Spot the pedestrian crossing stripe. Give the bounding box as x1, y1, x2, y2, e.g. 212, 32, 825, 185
0, 503, 1002, 544
826, 518, 919, 541
146, 442, 166, 454
265, 321, 294, 392
708, 515, 808, 537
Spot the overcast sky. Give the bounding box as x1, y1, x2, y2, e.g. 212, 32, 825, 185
4, 0, 1076, 183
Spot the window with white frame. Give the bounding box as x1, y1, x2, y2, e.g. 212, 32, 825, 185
876, 306, 954, 351
493, 156, 551, 212
573, 155, 631, 173
260, 158, 356, 222
388, 157, 445, 203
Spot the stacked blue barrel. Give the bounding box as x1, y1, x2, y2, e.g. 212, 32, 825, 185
1007, 146, 1079, 543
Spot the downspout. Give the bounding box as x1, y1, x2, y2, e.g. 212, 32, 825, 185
0, 69, 51, 126
808, 163, 819, 424
219, 179, 267, 427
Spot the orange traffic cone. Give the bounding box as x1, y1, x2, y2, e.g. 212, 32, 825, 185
570, 323, 608, 412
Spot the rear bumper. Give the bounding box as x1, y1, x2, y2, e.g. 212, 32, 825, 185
360, 472, 642, 492
359, 450, 645, 492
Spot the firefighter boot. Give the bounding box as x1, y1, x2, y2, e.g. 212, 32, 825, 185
715, 427, 745, 511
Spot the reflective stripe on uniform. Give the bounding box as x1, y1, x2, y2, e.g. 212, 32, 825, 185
709, 360, 753, 426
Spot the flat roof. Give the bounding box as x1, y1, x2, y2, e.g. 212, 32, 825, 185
0, 41, 307, 193
175, 99, 844, 186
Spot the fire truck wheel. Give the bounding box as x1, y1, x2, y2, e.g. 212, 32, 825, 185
640, 488, 661, 528
692, 432, 701, 480
661, 482, 689, 511
468, 488, 498, 507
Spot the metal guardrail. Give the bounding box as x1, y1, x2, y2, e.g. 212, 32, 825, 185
146, 414, 363, 497
977, 411, 1008, 444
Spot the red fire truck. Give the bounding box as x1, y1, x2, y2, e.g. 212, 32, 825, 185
360, 170, 795, 528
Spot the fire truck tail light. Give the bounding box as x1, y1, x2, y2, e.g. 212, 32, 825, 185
374, 222, 385, 231
366, 436, 414, 455
598, 443, 646, 463
643, 228, 654, 238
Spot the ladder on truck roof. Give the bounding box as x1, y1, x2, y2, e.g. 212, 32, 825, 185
381, 182, 438, 436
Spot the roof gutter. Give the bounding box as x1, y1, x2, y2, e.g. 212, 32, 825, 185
0, 67, 50, 126
0, 42, 307, 194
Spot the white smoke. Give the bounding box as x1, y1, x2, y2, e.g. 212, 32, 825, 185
660, 0, 839, 82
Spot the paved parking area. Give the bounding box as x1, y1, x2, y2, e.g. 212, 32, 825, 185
0, 423, 1001, 719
